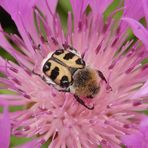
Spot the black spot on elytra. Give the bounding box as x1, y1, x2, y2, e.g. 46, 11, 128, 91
54, 49, 64, 55
75, 58, 85, 65
50, 67, 59, 81
60, 76, 69, 88
43, 62, 51, 73
63, 52, 75, 60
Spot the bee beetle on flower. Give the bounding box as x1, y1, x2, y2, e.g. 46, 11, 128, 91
0, 0, 148, 147
33, 45, 112, 110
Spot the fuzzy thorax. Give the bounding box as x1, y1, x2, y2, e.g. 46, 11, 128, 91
70, 67, 101, 98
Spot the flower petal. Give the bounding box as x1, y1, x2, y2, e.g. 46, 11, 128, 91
17, 139, 41, 148
122, 17, 148, 48
122, 133, 144, 148
124, 0, 144, 20
143, 0, 148, 27
0, 28, 33, 69
0, 106, 10, 148
140, 117, 148, 132
89, 0, 113, 15
133, 80, 148, 99
70, 0, 89, 29
0, 0, 37, 58
35, 0, 58, 32
122, 117, 148, 148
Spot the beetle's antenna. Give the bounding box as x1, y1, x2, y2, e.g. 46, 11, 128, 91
62, 42, 78, 53
32, 70, 48, 85
33, 44, 45, 58
62, 42, 69, 50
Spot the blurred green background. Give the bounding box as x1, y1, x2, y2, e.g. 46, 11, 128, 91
0, 0, 147, 147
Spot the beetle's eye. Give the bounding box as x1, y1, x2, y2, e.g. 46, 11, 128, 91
54, 49, 64, 55
43, 62, 51, 73
75, 58, 85, 66
60, 76, 69, 88
69, 47, 77, 52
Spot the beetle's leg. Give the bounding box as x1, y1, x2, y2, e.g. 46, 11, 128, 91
32, 70, 41, 77
97, 70, 112, 91
74, 95, 94, 110
32, 70, 47, 81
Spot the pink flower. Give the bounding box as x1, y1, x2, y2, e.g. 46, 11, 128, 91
123, 0, 148, 49
0, 106, 10, 148
122, 117, 148, 148
0, 0, 148, 147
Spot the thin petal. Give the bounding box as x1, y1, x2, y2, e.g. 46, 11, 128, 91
0, 29, 33, 69
0, 0, 37, 58
70, 0, 89, 28
133, 80, 148, 99
140, 117, 148, 131
122, 117, 148, 148
122, 134, 143, 148
17, 139, 41, 148
143, 0, 148, 27
122, 17, 148, 48
37, 0, 58, 16
36, 0, 58, 32
89, 0, 113, 15
0, 106, 10, 148
124, 0, 144, 20
120, 0, 144, 34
